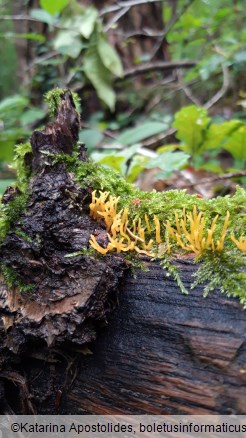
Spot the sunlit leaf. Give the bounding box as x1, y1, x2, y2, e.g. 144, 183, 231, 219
20, 109, 45, 126
40, 0, 68, 15
83, 44, 116, 110
223, 125, 246, 161
0, 95, 28, 114
173, 105, 210, 154
54, 31, 83, 58
79, 7, 98, 39
79, 129, 104, 149
126, 155, 150, 183
97, 33, 123, 77
117, 122, 167, 146
157, 144, 180, 153
0, 180, 16, 196
98, 155, 125, 172
1, 32, 45, 42
61, 7, 98, 39
146, 150, 190, 178
30, 9, 57, 25
202, 120, 242, 151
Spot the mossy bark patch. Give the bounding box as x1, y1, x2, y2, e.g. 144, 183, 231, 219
0, 90, 126, 352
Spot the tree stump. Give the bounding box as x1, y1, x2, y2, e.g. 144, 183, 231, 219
0, 90, 245, 415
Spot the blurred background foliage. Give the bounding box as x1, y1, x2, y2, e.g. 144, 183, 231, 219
0, 0, 245, 196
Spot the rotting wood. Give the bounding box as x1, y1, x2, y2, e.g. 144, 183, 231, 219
1, 259, 245, 414
0, 90, 127, 356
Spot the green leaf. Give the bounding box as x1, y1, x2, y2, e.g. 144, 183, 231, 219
40, 0, 68, 15
61, 7, 98, 39
97, 33, 123, 77
156, 144, 179, 153
79, 129, 104, 149
162, 5, 172, 23
54, 31, 83, 58
20, 109, 45, 126
1, 32, 45, 42
223, 125, 246, 161
30, 9, 57, 25
172, 105, 210, 155
0, 180, 15, 196
126, 155, 150, 183
98, 155, 125, 173
0, 95, 28, 114
117, 122, 167, 146
83, 44, 116, 111
234, 50, 246, 64
0, 141, 16, 161
79, 7, 98, 39
202, 120, 243, 151
146, 150, 190, 178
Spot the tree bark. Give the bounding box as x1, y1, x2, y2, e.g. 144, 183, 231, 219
0, 259, 245, 415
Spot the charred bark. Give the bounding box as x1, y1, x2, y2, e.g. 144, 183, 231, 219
0, 260, 245, 415
0, 90, 126, 357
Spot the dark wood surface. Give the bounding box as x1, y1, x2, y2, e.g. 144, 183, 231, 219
63, 259, 246, 415
1, 259, 245, 414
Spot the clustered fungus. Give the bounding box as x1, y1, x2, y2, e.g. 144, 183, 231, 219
167, 208, 230, 254
89, 191, 245, 258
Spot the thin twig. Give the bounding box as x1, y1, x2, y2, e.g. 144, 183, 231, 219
184, 170, 246, 188
177, 70, 202, 106
112, 28, 164, 38
142, 127, 177, 148
150, 0, 196, 59
204, 64, 230, 109
123, 61, 196, 78
104, 6, 130, 32
0, 14, 40, 22
100, 0, 164, 16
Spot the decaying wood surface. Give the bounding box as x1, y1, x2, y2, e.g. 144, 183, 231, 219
1, 259, 245, 415
0, 91, 126, 354
0, 90, 245, 415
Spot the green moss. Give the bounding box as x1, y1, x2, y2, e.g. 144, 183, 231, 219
50, 149, 245, 307
1, 263, 34, 293
44, 87, 81, 117
192, 251, 246, 307
14, 228, 33, 244
0, 143, 31, 244
14, 142, 32, 192
0, 192, 29, 244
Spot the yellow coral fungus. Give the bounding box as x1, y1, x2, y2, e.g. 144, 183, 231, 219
89, 190, 120, 230
167, 207, 230, 254
231, 235, 246, 252
89, 192, 235, 258
89, 192, 156, 256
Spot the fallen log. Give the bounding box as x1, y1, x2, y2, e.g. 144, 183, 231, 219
0, 89, 245, 415
0, 259, 245, 415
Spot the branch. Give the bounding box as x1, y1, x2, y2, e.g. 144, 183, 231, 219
100, 0, 164, 16
204, 64, 230, 110
149, 0, 196, 59
0, 14, 39, 22
177, 70, 202, 106
184, 170, 246, 188
123, 61, 196, 78
104, 6, 131, 32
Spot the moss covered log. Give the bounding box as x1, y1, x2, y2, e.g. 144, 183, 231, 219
0, 89, 245, 414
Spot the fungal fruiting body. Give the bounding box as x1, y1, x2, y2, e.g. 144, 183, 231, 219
89, 191, 245, 257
